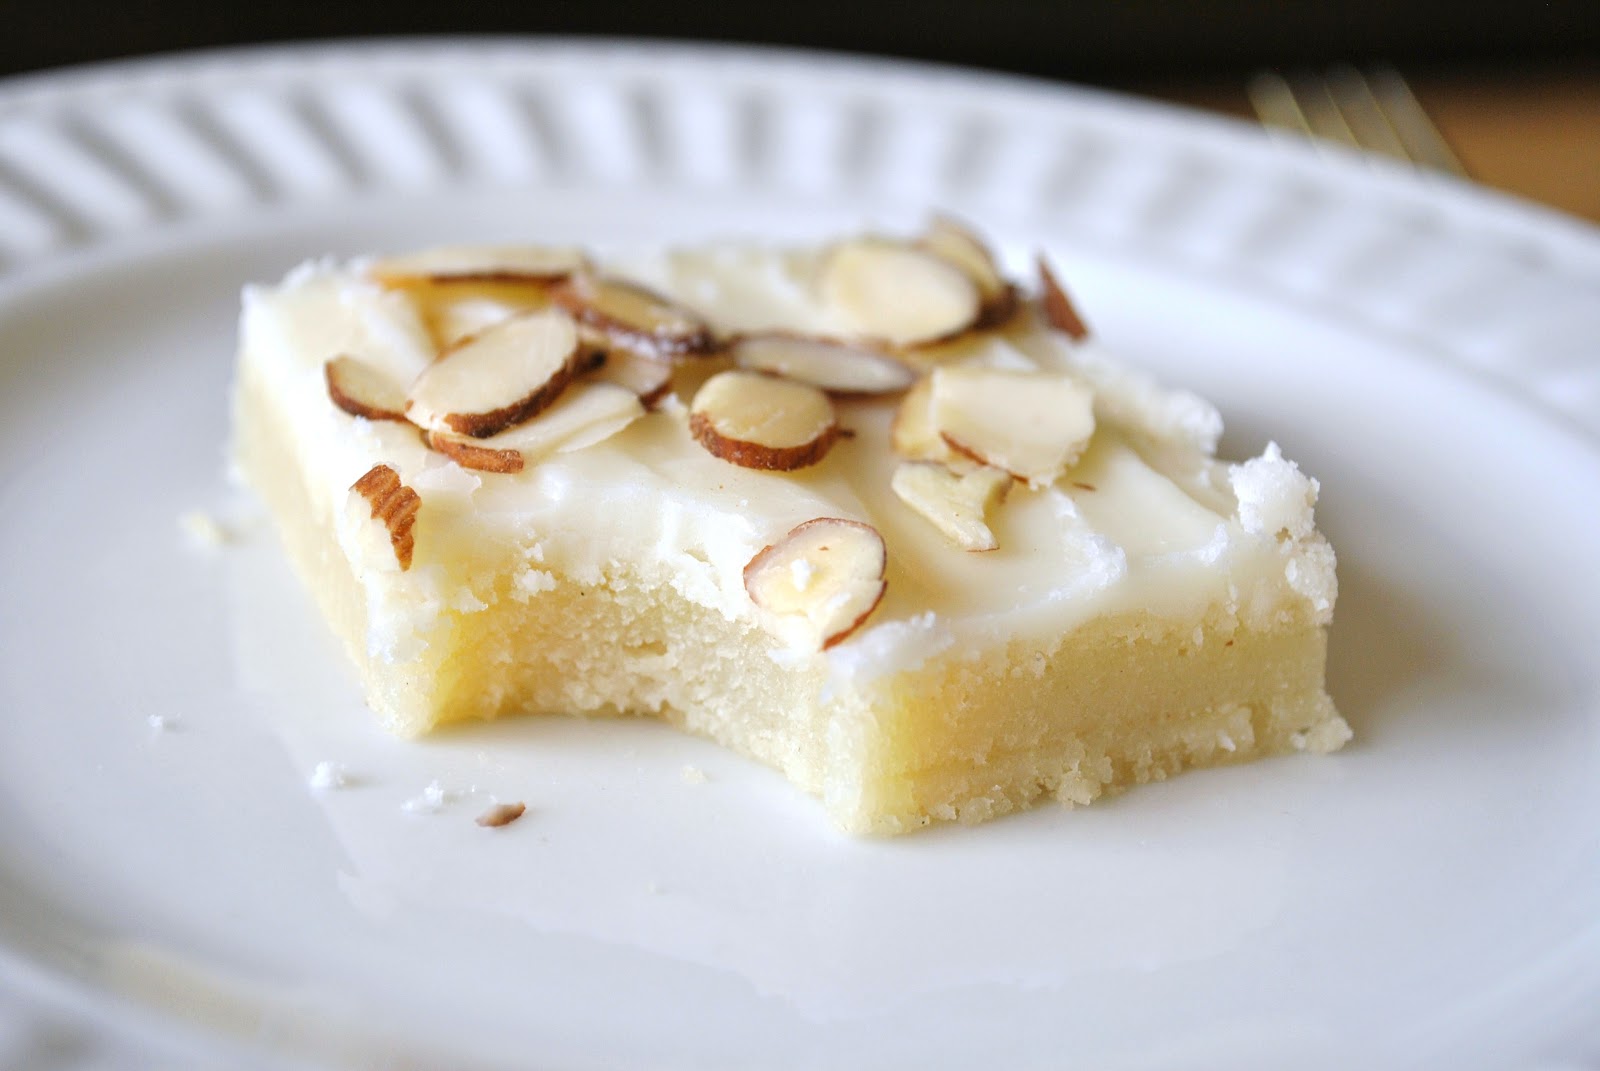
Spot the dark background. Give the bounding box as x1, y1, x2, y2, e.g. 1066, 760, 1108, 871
4, 0, 1598, 86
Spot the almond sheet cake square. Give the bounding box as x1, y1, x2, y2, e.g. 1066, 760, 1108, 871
231, 220, 1347, 834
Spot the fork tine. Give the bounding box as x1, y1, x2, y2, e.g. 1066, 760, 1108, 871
1296, 76, 1365, 151
1247, 71, 1314, 136
1324, 66, 1413, 163
1248, 66, 1471, 178
1366, 67, 1470, 176
1249, 71, 1361, 152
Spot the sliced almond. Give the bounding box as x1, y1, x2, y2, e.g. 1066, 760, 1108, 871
405, 309, 581, 438
1037, 255, 1090, 341
428, 382, 645, 473
731, 333, 916, 396
743, 518, 887, 651
818, 238, 982, 348
325, 355, 409, 422
689, 370, 839, 471
891, 461, 1012, 552
368, 245, 587, 286
930, 367, 1096, 487
424, 431, 525, 474
921, 216, 1018, 327
552, 274, 717, 359
424, 294, 542, 351
475, 802, 526, 828
349, 464, 421, 570
587, 348, 675, 409
889, 375, 954, 463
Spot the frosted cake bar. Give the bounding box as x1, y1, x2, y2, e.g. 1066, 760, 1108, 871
231, 221, 1348, 834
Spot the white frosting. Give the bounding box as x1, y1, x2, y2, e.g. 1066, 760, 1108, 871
1230, 441, 1319, 540
240, 246, 1336, 673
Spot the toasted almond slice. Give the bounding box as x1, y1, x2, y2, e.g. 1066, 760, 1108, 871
405, 309, 581, 438
1037, 255, 1090, 341
891, 461, 1012, 552
743, 518, 887, 651
425, 430, 525, 474
818, 238, 982, 348
405, 281, 557, 352
731, 333, 916, 396
325, 355, 409, 421
689, 370, 839, 471
475, 802, 526, 828
425, 295, 536, 350
368, 245, 587, 286
428, 382, 645, 472
930, 367, 1096, 487
921, 216, 1018, 327
587, 348, 675, 409
349, 464, 421, 570
492, 381, 645, 458
889, 375, 954, 462
552, 274, 717, 359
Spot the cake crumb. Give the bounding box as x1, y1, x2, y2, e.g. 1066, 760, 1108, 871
645, 879, 663, 895
309, 761, 350, 791
401, 779, 455, 814
146, 713, 177, 732
680, 765, 709, 785
476, 802, 526, 828
179, 509, 229, 550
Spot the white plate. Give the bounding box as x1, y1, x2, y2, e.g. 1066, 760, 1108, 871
1, 40, 1598, 1071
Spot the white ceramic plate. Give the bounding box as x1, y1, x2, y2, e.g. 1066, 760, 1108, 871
0, 40, 1597, 1071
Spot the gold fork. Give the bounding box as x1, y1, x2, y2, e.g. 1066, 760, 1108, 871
1248, 65, 1468, 176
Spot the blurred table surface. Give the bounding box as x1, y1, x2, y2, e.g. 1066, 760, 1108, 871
1154, 67, 1600, 226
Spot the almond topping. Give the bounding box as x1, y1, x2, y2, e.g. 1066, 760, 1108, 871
818, 238, 982, 348
552, 274, 717, 359
423, 292, 548, 351
930, 367, 1096, 487
325, 355, 409, 422
731, 333, 916, 396
368, 245, 587, 286
427, 382, 645, 473
891, 461, 1012, 552
689, 370, 840, 471
405, 309, 582, 438
475, 802, 527, 828
889, 374, 955, 463
586, 348, 675, 409
349, 464, 421, 570
424, 431, 525, 474
1037, 255, 1090, 341
922, 216, 1018, 327
743, 518, 887, 651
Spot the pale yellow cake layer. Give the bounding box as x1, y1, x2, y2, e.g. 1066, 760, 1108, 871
846, 612, 1337, 832
237, 352, 1339, 834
